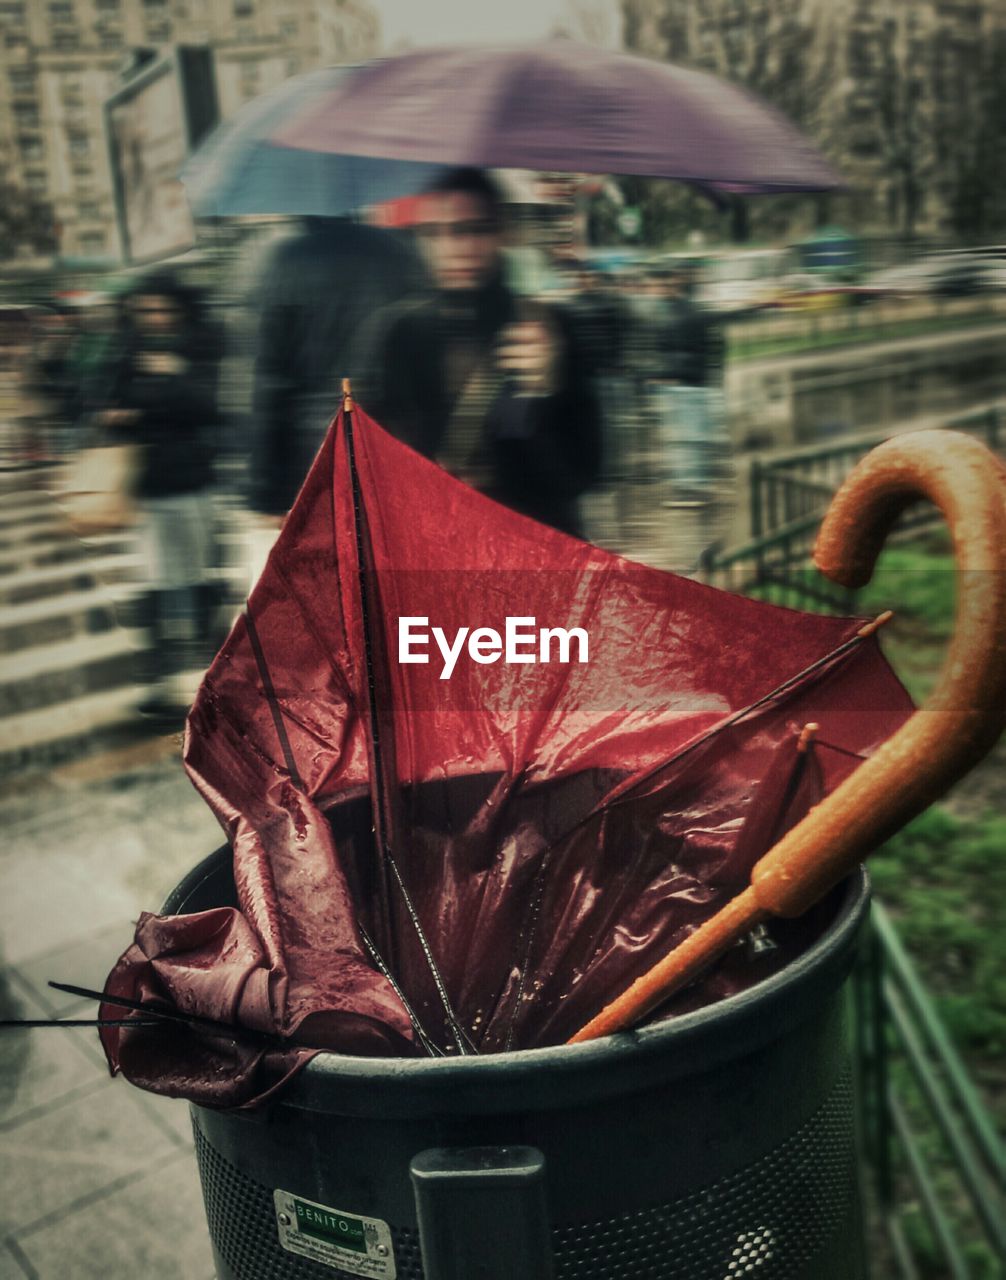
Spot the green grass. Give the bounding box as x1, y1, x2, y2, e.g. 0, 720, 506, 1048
863, 537, 1004, 1090
872, 808, 1006, 1075
859, 540, 956, 638
858, 534, 956, 704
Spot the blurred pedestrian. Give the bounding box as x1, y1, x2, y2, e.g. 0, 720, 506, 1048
24, 303, 80, 459
570, 264, 625, 383
652, 262, 726, 390
359, 167, 602, 537
568, 263, 637, 538
245, 216, 425, 580
70, 289, 129, 431
634, 261, 726, 504
99, 268, 222, 716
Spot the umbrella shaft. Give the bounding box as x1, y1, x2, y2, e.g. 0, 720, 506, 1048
568, 887, 766, 1042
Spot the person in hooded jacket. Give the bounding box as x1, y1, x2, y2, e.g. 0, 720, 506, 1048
247, 215, 425, 518
99, 268, 221, 715
242, 215, 425, 588
357, 168, 603, 538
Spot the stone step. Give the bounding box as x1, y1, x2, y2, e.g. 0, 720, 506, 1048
0, 504, 58, 532
0, 583, 138, 655
0, 465, 57, 496
0, 667, 208, 777
0, 517, 76, 551
0, 627, 143, 717
0, 531, 138, 575
0, 465, 240, 771
0, 553, 144, 606
0, 486, 58, 511
0, 684, 146, 777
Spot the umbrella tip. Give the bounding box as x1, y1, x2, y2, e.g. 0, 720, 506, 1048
797, 722, 819, 753
342, 377, 354, 414
857, 609, 894, 639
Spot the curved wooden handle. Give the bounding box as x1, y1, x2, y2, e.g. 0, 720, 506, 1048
569, 429, 1006, 1043
754, 428, 1006, 915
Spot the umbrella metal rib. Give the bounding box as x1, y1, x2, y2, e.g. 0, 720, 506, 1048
343, 391, 475, 1056
357, 924, 446, 1057
500, 622, 885, 1048
0, 1018, 165, 1030
47, 982, 285, 1049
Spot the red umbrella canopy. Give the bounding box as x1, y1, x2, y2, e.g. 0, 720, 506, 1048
272, 41, 843, 193
100, 407, 910, 1107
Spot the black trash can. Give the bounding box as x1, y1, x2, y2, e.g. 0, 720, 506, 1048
165, 847, 869, 1280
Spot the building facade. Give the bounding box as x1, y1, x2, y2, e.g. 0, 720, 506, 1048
0, 0, 380, 261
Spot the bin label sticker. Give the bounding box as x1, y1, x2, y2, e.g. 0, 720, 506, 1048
274, 1189, 396, 1277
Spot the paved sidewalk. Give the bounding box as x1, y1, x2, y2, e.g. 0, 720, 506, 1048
0, 739, 222, 1279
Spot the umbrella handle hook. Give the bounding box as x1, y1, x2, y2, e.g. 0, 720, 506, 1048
569, 428, 1006, 1042
752, 427, 1006, 916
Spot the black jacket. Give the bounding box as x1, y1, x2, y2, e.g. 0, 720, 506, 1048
358, 273, 603, 537
631, 294, 725, 387
107, 331, 220, 499
247, 219, 425, 514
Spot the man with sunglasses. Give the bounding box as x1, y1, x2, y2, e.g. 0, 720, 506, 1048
358, 168, 602, 538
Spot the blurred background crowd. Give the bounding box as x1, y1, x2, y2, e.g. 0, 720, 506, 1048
5, 188, 1005, 721
1, 0, 1005, 738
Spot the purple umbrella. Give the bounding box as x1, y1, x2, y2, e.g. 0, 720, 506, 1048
272, 41, 842, 193
180, 66, 440, 218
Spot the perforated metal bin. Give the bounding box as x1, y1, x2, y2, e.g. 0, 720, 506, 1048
165, 847, 870, 1280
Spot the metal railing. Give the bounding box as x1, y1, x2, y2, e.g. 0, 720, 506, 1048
853, 903, 1005, 1279
726, 293, 1006, 365
700, 515, 858, 612
701, 406, 1004, 613
748, 406, 1002, 540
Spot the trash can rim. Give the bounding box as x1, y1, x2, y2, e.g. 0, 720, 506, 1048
167, 847, 870, 1116
303, 867, 868, 1077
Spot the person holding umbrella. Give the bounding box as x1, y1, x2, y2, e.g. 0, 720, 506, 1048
358, 167, 603, 538
245, 216, 425, 525
197, 40, 843, 545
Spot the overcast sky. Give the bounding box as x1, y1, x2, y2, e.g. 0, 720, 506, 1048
373, 0, 618, 49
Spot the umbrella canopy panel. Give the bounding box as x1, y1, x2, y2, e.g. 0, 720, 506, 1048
273, 41, 843, 193
180, 64, 440, 218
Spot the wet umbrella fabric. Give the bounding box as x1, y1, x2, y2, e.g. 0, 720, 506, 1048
179, 65, 439, 218
272, 41, 843, 194
100, 407, 911, 1107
